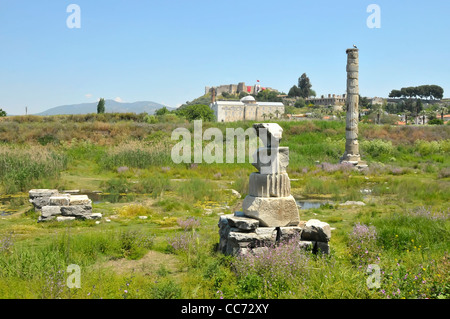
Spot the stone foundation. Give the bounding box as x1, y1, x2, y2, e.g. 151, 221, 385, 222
218, 212, 331, 256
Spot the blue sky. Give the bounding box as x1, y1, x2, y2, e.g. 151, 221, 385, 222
1, 0, 449, 115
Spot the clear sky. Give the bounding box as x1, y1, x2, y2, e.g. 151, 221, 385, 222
1, 0, 449, 115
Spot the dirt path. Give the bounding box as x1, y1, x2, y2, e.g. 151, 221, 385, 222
99, 250, 181, 276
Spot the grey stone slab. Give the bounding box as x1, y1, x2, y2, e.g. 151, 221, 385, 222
69, 195, 92, 206
301, 219, 331, 243
242, 195, 300, 227
226, 215, 259, 231
41, 206, 62, 218
49, 195, 70, 206
60, 205, 93, 218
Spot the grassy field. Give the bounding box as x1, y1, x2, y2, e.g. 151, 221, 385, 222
0, 115, 448, 299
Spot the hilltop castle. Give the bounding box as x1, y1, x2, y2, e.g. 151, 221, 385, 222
205, 82, 275, 96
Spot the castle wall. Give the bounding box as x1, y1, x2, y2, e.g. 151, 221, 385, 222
206, 82, 276, 97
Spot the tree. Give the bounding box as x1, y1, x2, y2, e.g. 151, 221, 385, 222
176, 104, 214, 122
389, 89, 402, 98
429, 85, 444, 100
437, 105, 448, 122
284, 105, 297, 115
404, 99, 414, 112
298, 73, 312, 98
389, 85, 444, 100
419, 109, 427, 125
97, 98, 105, 114
155, 106, 171, 116
414, 99, 424, 117
239, 91, 248, 99
372, 104, 383, 124
0, 108, 6, 117
255, 89, 281, 102
404, 110, 412, 125
288, 85, 301, 98
359, 95, 370, 108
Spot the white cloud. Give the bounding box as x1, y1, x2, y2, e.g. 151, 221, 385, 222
85, 93, 93, 98
114, 97, 123, 103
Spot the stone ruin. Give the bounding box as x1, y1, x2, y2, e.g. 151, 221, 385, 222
29, 189, 102, 222
218, 123, 331, 256
341, 47, 367, 169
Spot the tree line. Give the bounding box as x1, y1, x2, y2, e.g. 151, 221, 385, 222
389, 85, 444, 100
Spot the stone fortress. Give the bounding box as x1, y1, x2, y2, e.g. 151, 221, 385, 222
205, 82, 275, 96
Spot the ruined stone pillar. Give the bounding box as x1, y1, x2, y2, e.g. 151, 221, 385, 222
341, 48, 361, 164
241, 123, 300, 227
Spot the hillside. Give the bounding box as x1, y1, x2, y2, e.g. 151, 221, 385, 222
34, 100, 171, 116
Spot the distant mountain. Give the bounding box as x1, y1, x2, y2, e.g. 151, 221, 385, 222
34, 100, 171, 116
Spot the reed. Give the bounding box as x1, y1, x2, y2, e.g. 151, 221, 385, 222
0, 144, 67, 193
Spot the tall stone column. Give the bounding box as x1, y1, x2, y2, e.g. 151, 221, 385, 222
341, 48, 361, 164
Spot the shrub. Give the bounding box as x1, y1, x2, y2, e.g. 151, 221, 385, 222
177, 217, 201, 231
151, 279, 182, 299
144, 114, 157, 124
119, 230, 155, 259
428, 118, 444, 125
37, 134, 59, 146
347, 223, 379, 266
176, 104, 215, 122
361, 139, 394, 157
102, 177, 133, 202
414, 140, 441, 156
232, 236, 311, 298
166, 231, 199, 254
